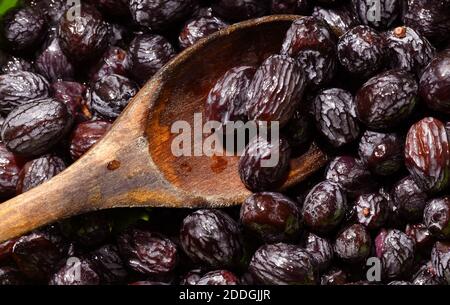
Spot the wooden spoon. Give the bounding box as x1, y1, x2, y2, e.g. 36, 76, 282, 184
0, 15, 328, 243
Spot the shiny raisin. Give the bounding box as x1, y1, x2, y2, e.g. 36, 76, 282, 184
128, 34, 176, 85
431, 241, 450, 284
238, 136, 291, 192
334, 224, 371, 263
358, 130, 404, 176
35, 38, 75, 82
393, 176, 428, 222
424, 197, 450, 239
419, 51, 450, 114
1, 98, 72, 157
179, 15, 228, 49
405, 117, 450, 194
312, 88, 360, 148
49, 257, 100, 285
0, 143, 22, 199
384, 26, 435, 76
240, 192, 301, 243
355, 191, 390, 229
302, 180, 347, 234
16, 155, 66, 194
337, 25, 385, 78
375, 229, 415, 279
205, 66, 255, 124
180, 209, 243, 268
58, 5, 110, 63
281, 17, 337, 89
302, 232, 334, 271
129, 0, 196, 30
325, 156, 376, 198
246, 54, 306, 127
355, 69, 418, 130
2, 6, 46, 52
249, 243, 316, 285
0, 71, 50, 114
196, 270, 239, 285
90, 74, 139, 120
69, 120, 111, 160
312, 5, 358, 37
89, 47, 131, 83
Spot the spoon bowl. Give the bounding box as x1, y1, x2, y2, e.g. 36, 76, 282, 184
0, 15, 328, 242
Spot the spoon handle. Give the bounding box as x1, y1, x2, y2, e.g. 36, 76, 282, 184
0, 80, 183, 243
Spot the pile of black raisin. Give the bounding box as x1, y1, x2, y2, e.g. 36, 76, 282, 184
0, 0, 449, 286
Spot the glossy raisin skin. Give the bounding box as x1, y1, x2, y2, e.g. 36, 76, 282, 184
49, 257, 100, 285
403, 0, 450, 45
1, 98, 72, 157
180, 269, 203, 285
302, 181, 347, 234
249, 243, 316, 285
405, 223, 433, 251
431, 241, 450, 284
0, 143, 22, 199
58, 5, 110, 63
405, 117, 450, 194
393, 176, 428, 222
238, 137, 291, 192
352, 0, 402, 30
2, 6, 46, 52
180, 210, 243, 268
384, 26, 435, 76
313, 88, 360, 148
424, 197, 450, 240
89, 47, 131, 83
281, 17, 337, 89
419, 51, 450, 114
312, 5, 358, 37
358, 131, 404, 176
355, 191, 389, 230
88, 244, 128, 284
12, 227, 68, 281
337, 25, 385, 78
334, 224, 371, 264
355, 70, 418, 130
196, 270, 239, 285
128, 34, 176, 85
70, 120, 111, 161
412, 261, 446, 285
90, 74, 139, 120
129, 0, 196, 30
16, 155, 66, 194
212, 0, 269, 21
205, 66, 256, 124
35, 38, 74, 83
375, 229, 415, 279
302, 233, 333, 271
117, 228, 178, 276
326, 156, 375, 198
321, 268, 348, 285
0, 55, 34, 74
0, 71, 50, 114
51, 81, 87, 117
179, 16, 228, 49
246, 55, 306, 127
240, 192, 301, 243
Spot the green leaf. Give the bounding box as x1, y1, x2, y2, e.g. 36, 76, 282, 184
0, 0, 19, 17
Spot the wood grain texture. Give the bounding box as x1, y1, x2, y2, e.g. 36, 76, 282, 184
0, 15, 328, 242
